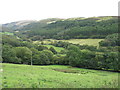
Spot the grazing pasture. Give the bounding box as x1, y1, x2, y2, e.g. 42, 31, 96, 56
59, 39, 103, 46
2, 63, 119, 88
33, 39, 103, 47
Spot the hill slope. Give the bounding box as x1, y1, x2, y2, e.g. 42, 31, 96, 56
2, 16, 118, 40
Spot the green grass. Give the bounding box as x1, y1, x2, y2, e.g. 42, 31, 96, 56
2, 63, 119, 88
58, 39, 103, 47
43, 45, 64, 52
34, 39, 103, 47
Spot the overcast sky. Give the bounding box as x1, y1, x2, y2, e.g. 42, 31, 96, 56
0, 0, 119, 24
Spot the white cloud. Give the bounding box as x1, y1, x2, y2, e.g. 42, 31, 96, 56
0, 0, 119, 24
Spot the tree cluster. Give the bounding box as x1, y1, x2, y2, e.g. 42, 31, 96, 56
2, 35, 119, 71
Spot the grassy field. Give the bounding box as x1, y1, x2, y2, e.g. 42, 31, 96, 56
2, 63, 119, 88
53, 39, 103, 47
33, 39, 103, 47
63, 39, 103, 46
43, 45, 64, 52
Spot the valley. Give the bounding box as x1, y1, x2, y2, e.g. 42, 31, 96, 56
1, 16, 119, 88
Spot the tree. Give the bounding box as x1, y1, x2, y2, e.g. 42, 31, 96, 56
80, 49, 96, 68
99, 33, 119, 46
103, 52, 119, 71
67, 45, 82, 67
49, 47, 57, 54
15, 47, 32, 64
42, 50, 53, 63
2, 35, 21, 47
2, 45, 16, 63
39, 52, 50, 65
36, 45, 48, 51
32, 53, 41, 65
32, 50, 53, 65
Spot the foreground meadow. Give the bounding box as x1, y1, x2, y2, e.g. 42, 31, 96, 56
2, 63, 119, 88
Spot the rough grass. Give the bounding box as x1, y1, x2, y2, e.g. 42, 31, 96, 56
2, 63, 119, 88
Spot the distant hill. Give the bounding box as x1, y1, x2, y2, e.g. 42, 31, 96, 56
2, 18, 62, 32
2, 16, 118, 40
2, 20, 37, 32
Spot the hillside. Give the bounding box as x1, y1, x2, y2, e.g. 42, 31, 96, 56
2, 18, 62, 32
2, 16, 118, 40
2, 20, 37, 32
